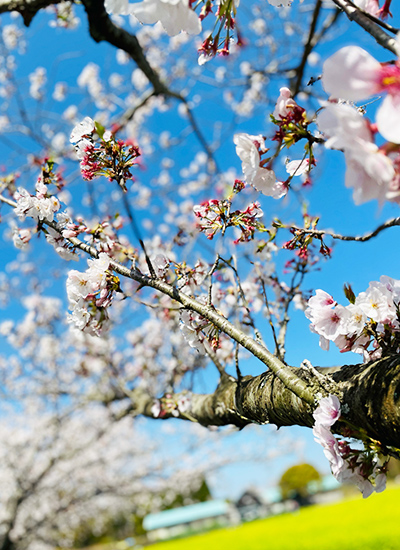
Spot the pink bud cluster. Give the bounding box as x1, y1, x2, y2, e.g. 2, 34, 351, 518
70, 117, 140, 189
313, 395, 387, 498
66, 253, 118, 336
282, 214, 331, 261
197, 0, 243, 65
193, 198, 264, 243
306, 276, 400, 362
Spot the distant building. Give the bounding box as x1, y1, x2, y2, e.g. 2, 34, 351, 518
236, 489, 268, 522
143, 499, 240, 542
236, 487, 296, 522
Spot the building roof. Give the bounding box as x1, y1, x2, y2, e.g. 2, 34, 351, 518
143, 500, 230, 531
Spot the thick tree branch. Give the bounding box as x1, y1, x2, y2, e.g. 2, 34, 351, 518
0, 0, 64, 25
81, 0, 173, 97
127, 356, 400, 451
331, 0, 400, 56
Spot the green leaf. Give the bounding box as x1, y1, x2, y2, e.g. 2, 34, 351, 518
343, 283, 356, 304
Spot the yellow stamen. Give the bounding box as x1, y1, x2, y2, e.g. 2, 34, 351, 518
382, 76, 400, 86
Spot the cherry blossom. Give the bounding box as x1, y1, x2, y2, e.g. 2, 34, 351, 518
313, 422, 344, 478
285, 158, 310, 177
12, 227, 31, 250
313, 395, 388, 497
353, 0, 380, 16
322, 45, 400, 143
70, 116, 95, 143
130, 0, 202, 36
313, 394, 341, 427
306, 276, 400, 360
233, 133, 286, 198
317, 101, 396, 204
273, 87, 297, 120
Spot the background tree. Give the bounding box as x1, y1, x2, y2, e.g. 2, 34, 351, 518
279, 463, 321, 503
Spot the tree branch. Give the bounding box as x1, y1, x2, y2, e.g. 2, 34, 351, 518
0, 0, 64, 25
9, 202, 314, 406
291, 0, 324, 97
81, 0, 173, 96
127, 356, 400, 451
286, 217, 400, 243
331, 0, 400, 56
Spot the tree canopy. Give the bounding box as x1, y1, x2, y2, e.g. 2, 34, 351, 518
0, 0, 400, 546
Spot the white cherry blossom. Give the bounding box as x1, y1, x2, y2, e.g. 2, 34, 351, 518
317, 102, 395, 204
322, 46, 400, 143
130, 0, 201, 36
233, 133, 286, 198
70, 116, 95, 143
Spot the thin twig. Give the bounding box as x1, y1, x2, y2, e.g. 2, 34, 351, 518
219, 255, 267, 348
287, 217, 400, 242
203, 339, 226, 378
291, 0, 323, 97
256, 269, 281, 358
122, 192, 155, 278
207, 254, 220, 306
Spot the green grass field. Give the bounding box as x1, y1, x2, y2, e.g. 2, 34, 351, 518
146, 485, 400, 550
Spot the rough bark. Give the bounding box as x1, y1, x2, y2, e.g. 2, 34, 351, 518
129, 356, 400, 452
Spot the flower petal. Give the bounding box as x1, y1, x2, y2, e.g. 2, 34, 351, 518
322, 46, 381, 101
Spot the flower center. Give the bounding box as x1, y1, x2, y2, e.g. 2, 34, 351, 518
379, 65, 400, 94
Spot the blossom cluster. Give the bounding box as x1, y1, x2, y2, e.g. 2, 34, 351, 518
234, 88, 314, 198
180, 306, 220, 353
14, 182, 60, 223
313, 395, 387, 498
151, 392, 192, 418
193, 197, 265, 243
70, 117, 140, 190
67, 253, 119, 335
319, 44, 400, 204
306, 276, 400, 362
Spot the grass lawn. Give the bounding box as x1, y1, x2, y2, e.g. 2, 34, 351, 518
145, 485, 400, 550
